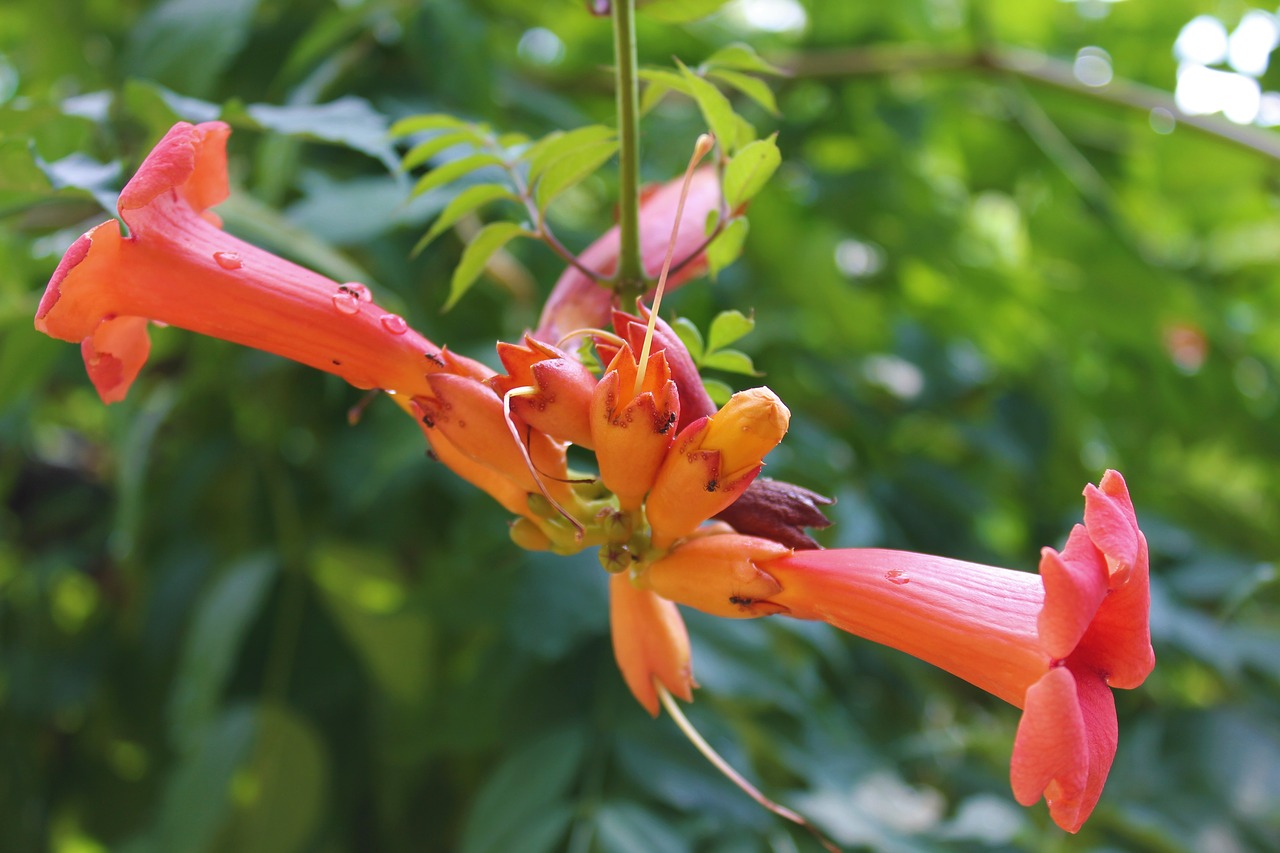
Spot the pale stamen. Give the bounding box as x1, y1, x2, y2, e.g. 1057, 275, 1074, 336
633, 133, 715, 398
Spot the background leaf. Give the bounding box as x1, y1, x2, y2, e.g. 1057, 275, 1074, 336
446, 221, 531, 310
5, 3, 1280, 853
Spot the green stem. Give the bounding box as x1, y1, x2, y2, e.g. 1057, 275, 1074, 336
612, 0, 644, 298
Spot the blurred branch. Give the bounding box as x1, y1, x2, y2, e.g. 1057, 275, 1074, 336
784, 44, 1280, 162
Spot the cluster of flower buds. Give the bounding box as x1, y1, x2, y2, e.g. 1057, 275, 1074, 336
416, 302, 795, 567
36, 121, 1153, 835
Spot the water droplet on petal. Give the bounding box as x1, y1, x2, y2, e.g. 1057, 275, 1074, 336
380, 313, 408, 335
885, 569, 910, 585
332, 291, 360, 315
213, 251, 242, 270
342, 282, 372, 302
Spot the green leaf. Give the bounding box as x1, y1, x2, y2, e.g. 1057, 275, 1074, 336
701, 348, 761, 376
401, 130, 480, 172
594, 802, 691, 853
638, 68, 689, 114
390, 113, 475, 137
702, 43, 786, 76
534, 138, 619, 211
142, 705, 258, 853
722, 135, 781, 211
675, 59, 751, 153
241, 97, 399, 172
669, 316, 705, 361
218, 704, 328, 853
411, 152, 505, 198
125, 0, 261, 98
639, 77, 675, 115
702, 377, 733, 405
706, 215, 749, 279
524, 124, 616, 186
641, 0, 734, 23
459, 729, 585, 853
446, 222, 531, 310
33, 151, 122, 215
707, 68, 779, 115
706, 308, 756, 352
167, 558, 276, 753
416, 183, 519, 254
312, 543, 436, 705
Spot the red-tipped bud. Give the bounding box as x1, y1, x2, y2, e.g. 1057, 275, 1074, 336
490, 336, 597, 448
589, 343, 680, 509
607, 305, 716, 431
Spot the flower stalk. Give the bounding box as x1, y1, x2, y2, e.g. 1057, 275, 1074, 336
611, 0, 643, 296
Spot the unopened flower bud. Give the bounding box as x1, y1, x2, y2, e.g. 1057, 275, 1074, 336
644, 533, 791, 619
590, 343, 680, 509
646, 387, 790, 548
610, 572, 694, 716
490, 336, 597, 448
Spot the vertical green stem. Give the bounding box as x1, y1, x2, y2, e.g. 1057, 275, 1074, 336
612, 0, 644, 297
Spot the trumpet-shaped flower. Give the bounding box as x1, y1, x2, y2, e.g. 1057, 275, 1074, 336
646, 471, 1153, 833
534, 167, 721, 344
36, 121, 442, 403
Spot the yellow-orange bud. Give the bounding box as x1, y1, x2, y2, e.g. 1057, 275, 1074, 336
645, 387, 790, 548
610, 572, 694, 715
644, 533, 791, 619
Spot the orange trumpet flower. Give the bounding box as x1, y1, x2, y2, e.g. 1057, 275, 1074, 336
648, 470, 1153, 833
35, 121, 442, 404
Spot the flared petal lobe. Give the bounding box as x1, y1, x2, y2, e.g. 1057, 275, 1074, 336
36, 121, 440, 403
1011, 667, 1117, 834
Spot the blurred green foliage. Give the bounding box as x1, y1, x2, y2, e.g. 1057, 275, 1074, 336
2, 0, 1278, 851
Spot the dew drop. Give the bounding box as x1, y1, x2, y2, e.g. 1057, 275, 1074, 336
332, 291, 360, 315
885, 569, 910, 585
342, 282, 372, 302
213, 251, 242, 270
380, 313, 408, 335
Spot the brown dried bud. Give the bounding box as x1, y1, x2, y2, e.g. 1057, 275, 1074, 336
714, 477, 835, 550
